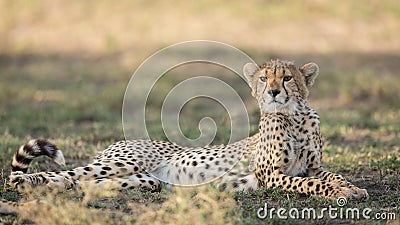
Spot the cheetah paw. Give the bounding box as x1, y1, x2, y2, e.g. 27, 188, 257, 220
350, 187, 369, 200
9, 172, 32, 191
330, 186, 354, 200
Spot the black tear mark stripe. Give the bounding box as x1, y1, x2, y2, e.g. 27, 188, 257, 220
282, 79, 289, 97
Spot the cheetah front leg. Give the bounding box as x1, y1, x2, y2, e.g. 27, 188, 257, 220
255, 167, 354, 200
305, 151, 368, 199
308, 168, 368, 199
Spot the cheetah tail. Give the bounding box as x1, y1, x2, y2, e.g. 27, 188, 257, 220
11, 139, 65, 173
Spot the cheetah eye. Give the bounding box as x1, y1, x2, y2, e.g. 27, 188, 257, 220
259, 76, 267, 82
283, 76, 292, 82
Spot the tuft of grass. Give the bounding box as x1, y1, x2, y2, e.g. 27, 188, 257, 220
370, 155, 400, 180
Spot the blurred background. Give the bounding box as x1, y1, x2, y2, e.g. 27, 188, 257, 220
0, 1, 399, 224
1, 0, 399, 138
2, 0, 399, 54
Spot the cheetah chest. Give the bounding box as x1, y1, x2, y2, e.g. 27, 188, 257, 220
260, 113, 319, 177
282, 116, 320, 176
282, 136, 308, 176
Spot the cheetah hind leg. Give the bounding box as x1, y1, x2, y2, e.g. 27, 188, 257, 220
77, 173, 161, 192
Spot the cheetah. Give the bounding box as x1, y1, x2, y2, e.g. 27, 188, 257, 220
1, 59, 368, 213
242, 60, 368, 200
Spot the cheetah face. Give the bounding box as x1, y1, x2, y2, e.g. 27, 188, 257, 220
243, 59, 319, 114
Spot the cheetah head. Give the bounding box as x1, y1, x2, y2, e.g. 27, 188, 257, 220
243, 59, 319, 115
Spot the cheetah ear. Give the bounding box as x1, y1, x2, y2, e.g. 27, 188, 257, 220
300, 62, 319, 87
243, 63, 259, 87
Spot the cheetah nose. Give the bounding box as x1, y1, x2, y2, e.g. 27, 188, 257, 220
268, 89, 281, 97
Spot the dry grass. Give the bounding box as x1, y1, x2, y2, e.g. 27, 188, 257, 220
1, 0, 399, 57
2, 186, 239, 225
